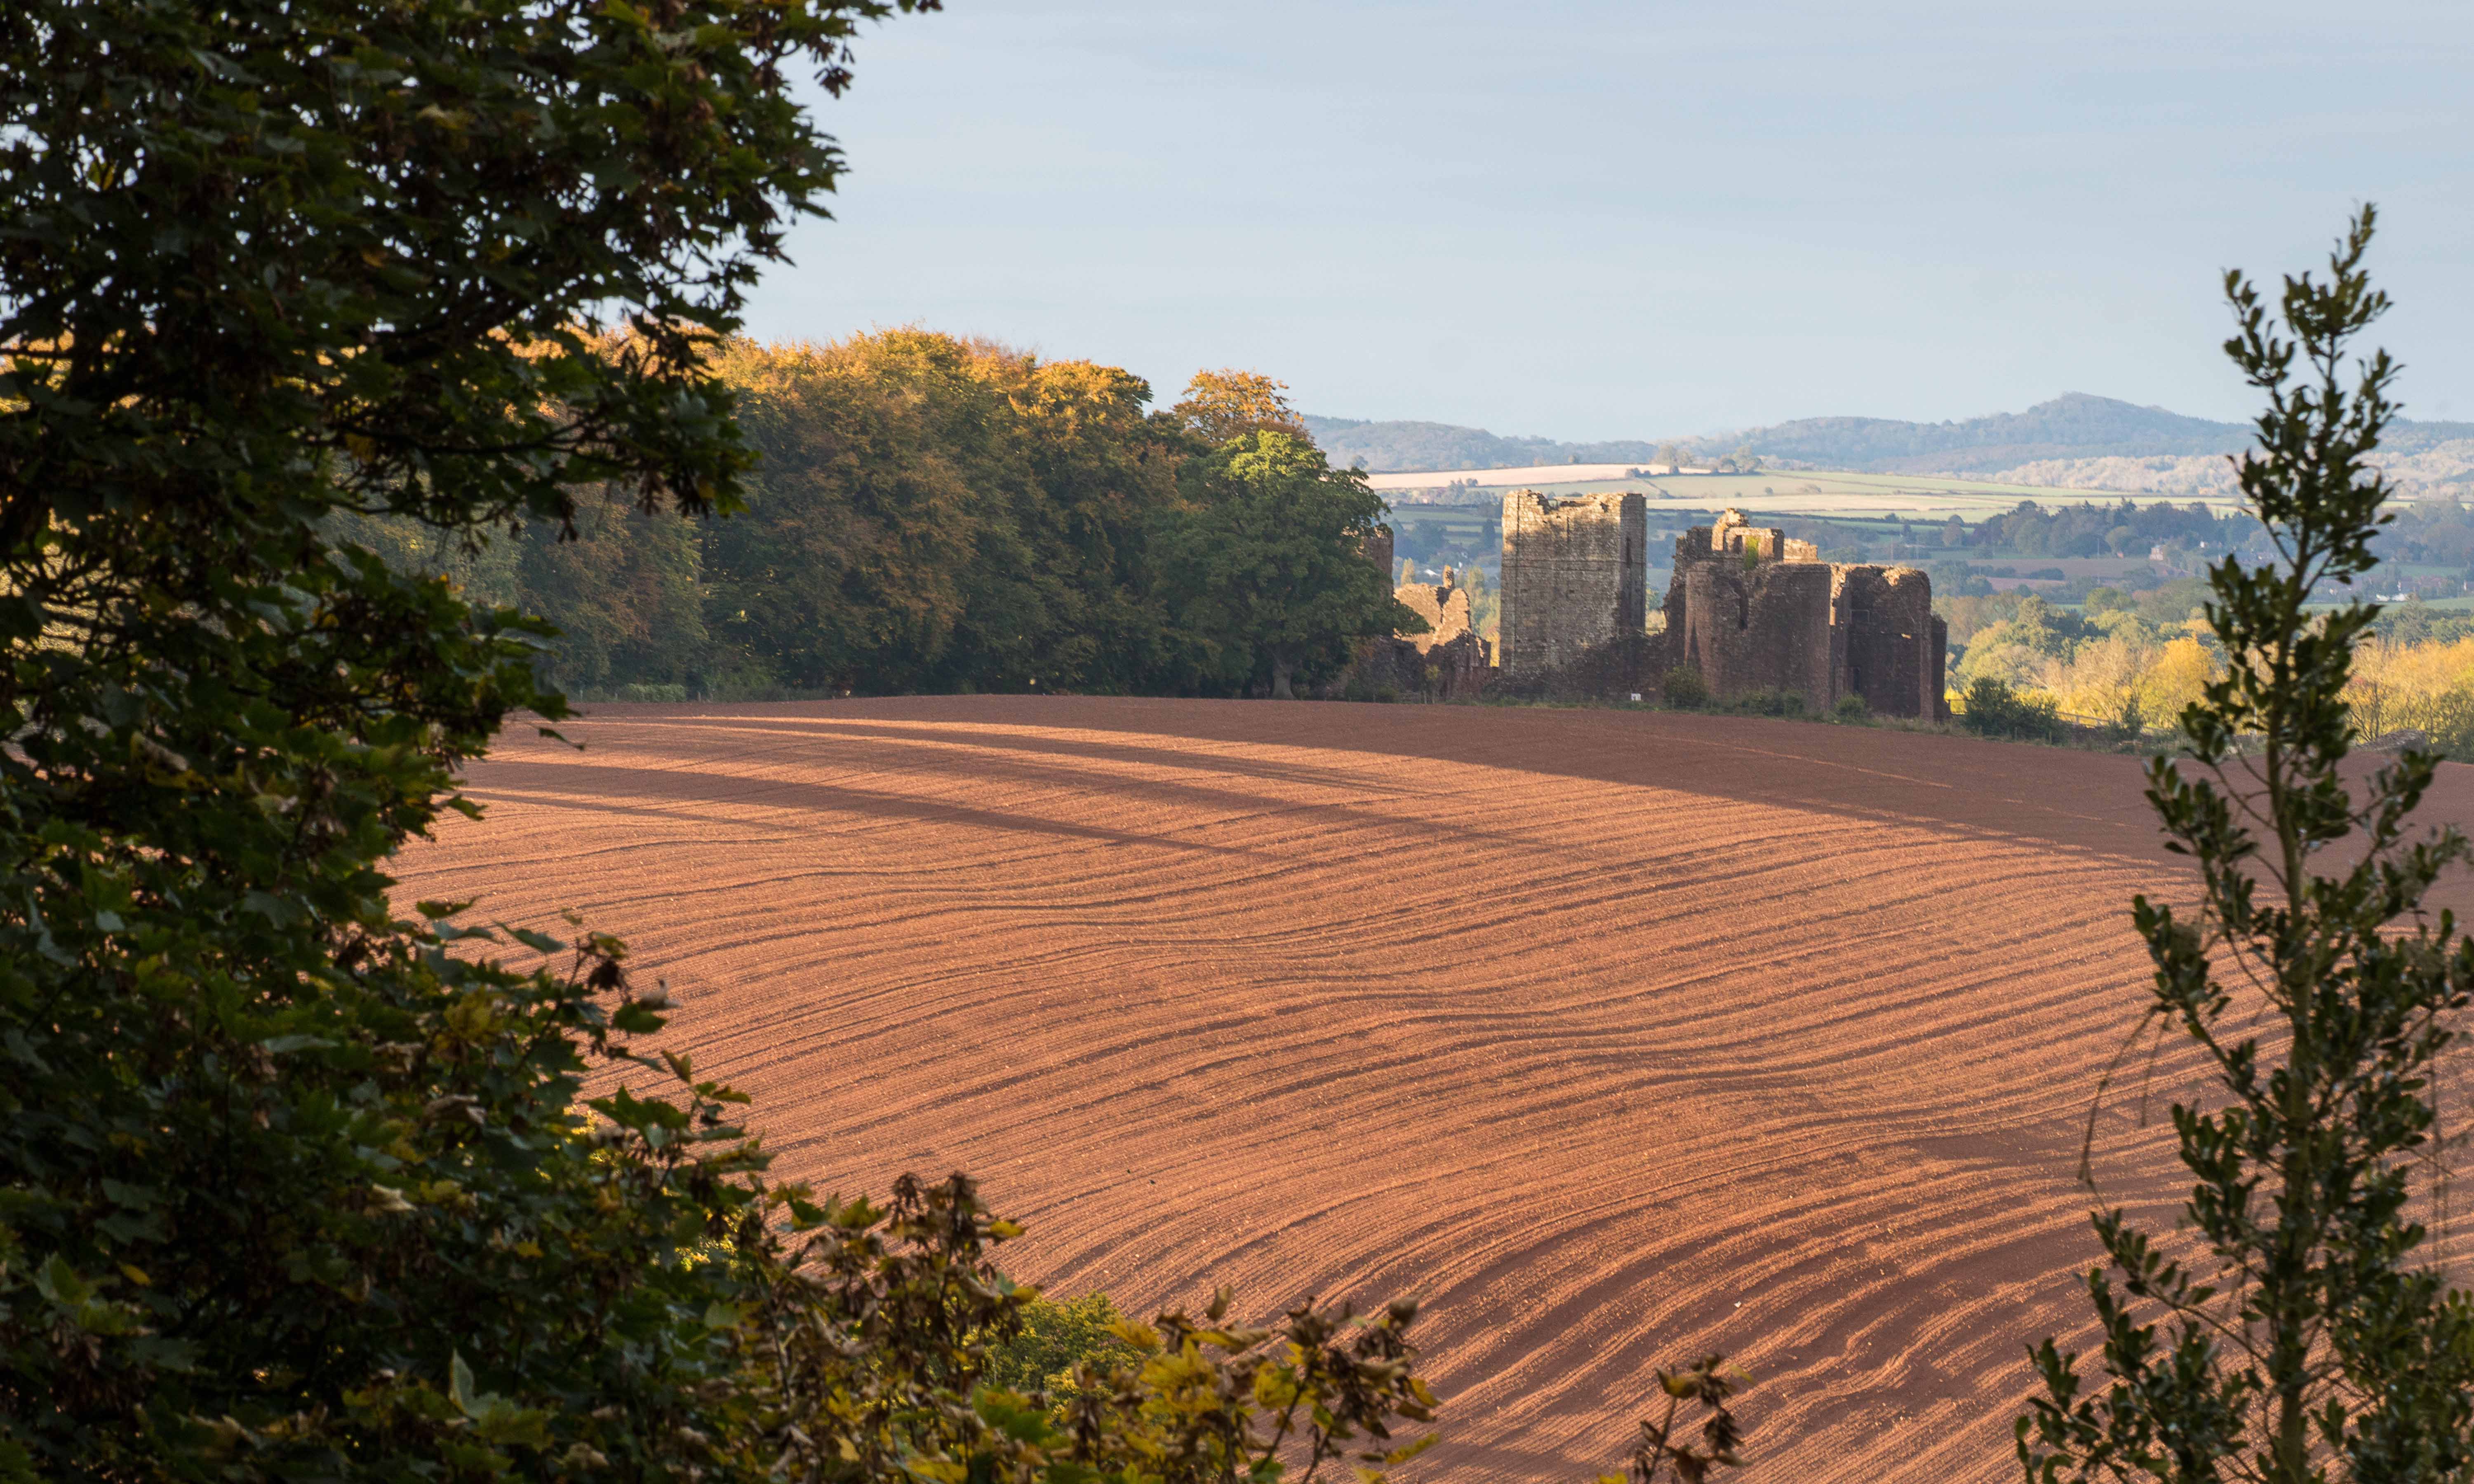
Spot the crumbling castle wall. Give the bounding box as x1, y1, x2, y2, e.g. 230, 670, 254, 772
1680, 559, 1838, 702
1666, 510, 1947, 718
1340, 561, 1494, 701
1375, 568, 1490, 694
1395, 571, 1477, 652
1498, 491, 1646, 676
1834, 566, 1942, 719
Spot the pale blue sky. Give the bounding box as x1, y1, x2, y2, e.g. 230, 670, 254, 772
741, 1, 2473, 441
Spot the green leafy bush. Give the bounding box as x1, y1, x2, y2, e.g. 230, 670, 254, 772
729, 1174, 1443, 1484
983, 1292, 1137, 1405
1662, 665, 1710, 707
1959, 678, 2065, 742
1599, 1356, 1746, 1484
1714, 689, 1806, 719
1012, 1292, 1438, 1484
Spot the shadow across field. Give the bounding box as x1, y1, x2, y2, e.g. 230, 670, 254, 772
564, 697, 2168, 867
473, 757, 1270, 859
555, 697, 2474, 911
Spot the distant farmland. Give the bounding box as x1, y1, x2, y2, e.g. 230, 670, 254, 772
1367, 465, 2253, 521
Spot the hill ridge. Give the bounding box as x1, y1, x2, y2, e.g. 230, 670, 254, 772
1307, 394, 2474, 476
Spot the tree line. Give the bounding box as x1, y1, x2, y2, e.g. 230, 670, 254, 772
339, 340, 1411, 701
1915, 498, 2259, 559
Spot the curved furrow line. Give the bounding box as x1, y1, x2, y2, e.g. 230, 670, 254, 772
722, 965, 2167, 1217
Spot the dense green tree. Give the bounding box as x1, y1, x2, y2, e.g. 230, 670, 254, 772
705, 334, 997, 693
675, 337, 1444, 702
2019, 209, 2474, 1482
1154, 432, 1420, 698
701, 332, 1190, 696
1170, 368, 1309, 447
1970, 499, 2259, 563
939, 353, 1190, 694
517, 488, 712, 693
0, 0, 936, 1472
1991, 594, 2100, 657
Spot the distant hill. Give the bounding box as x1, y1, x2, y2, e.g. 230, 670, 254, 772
1306, 394, 2474, 476
1721, 393, 2247, 474
1299, 416, 1664, 474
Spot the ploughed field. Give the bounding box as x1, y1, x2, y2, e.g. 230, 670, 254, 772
393, 698, 2474, 1484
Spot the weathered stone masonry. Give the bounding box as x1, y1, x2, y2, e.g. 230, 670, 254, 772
1394, 570, 1476, 651
1344, 533, 1492, 698
1391, 570, 1490, 691
1497, 491, 1647, 676
1664, 510, 1947, 719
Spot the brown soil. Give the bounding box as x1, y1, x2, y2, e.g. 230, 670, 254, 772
392, 698, 2474, 1484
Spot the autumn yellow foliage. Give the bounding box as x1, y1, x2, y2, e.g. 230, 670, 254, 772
1987, 619, 2474, 751
2342, 635, 2474, 746
1945, 589, 2474, 750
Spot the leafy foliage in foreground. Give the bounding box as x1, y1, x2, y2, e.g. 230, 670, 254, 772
995, 1294, 1437, 1484
984, 1291, 1138, 1407
735, 1174, 1438, 1484
0, 0, 940, 1469
1601, 1357, 1745, 1484
2018, 209, 2474, 1482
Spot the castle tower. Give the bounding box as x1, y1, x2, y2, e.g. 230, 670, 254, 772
1362, 523, 1395, 578
1663, 510, 1947, 718
1498, 491, 1647, 676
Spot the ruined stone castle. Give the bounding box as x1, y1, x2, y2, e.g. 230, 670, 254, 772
1484, 496, 1946, 719
1663, 510, 1945, 718
1350, 565, 1491, 699
1395, 570, 1479, 650
1497, 491, 1648, 674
